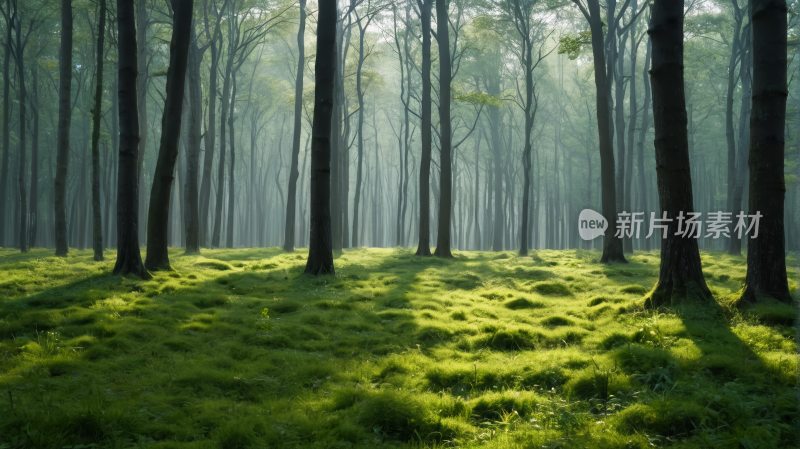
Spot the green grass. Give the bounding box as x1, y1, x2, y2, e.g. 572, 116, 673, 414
0, 246, 796, 448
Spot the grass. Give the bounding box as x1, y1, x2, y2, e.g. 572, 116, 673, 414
0, 246, 797, 448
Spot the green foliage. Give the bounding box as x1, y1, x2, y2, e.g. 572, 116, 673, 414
557, 31, 592, 60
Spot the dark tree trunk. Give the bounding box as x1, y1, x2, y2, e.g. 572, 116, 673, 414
730, 26, 751, 256
645, 0, 711, 307
304, 0, 335, 276
636, 37, 651, 251
615, 25, 629, 253
136, 0, 149, 243
90, 0, 107, 261
577, 0, 626, 262
284, 0, 306, 252
623, 1, 638, 254
741, 0, 791, 305
725, 5, 744, 252
29, 63, 39, 248
212, 51, 233, 248
199, 34, 219, 247
144, 0, 193, 271
113, 0, 150, 279
16, 12, 27, 253
415, 0, 432, 256
185, 24, 201, 254
433, 0, 452, 258
0, 0, 10, 247
351, 19, 369, 248
225, 71, 237, 248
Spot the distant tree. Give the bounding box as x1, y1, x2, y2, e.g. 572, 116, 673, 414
415, 0, 433, 256
304, 0, 335, 275
283, 0, 306, 252
144, 0, 194, 271
113, 0, 150, 279
54, 0, 72, 256
741, 0, 791, 305
645, 0, 711, 307
432, 0, 452, 258
0, 0, 13, 249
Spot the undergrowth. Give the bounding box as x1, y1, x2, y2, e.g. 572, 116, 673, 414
0, 247, 796, 448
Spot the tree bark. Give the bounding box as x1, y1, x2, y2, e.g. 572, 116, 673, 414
646, 0, 711, 307
136, 0, 149, 242
225, 70, 237, 248
199, 11, 221, 247
16, 10, 27, 253
730, 25, 751, 256
54, 0, 72, 255
185, 24, 201, 254
283, 0, 306, 251
415, 0, 432, 256
144, 0, 193, 270
90, 0, 107, 261
0, 0, 10, 247
741, 0, 791, 305
29, 61, 39, 248
304, 0, 335, 276
636, 36, 651, 251
433, 0, 452, 258
113, 0, 150, 279
725, 4, 744, 252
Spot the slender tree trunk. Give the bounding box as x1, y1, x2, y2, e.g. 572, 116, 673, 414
199, 35, 219, 247
144, 0, 193, 270
351, 24, 368, 248
415, 0, 432, 256
90, 0, 107, 261
114, 0, 150, 279
304, 0, 335, 275
0, 0, 10, 247
615, 25, 629, 253
636, 37, 651, 251
136, 0, 149, 242
212, 45, 233, 248
16, 13, 27, 253
185, 24, 201, 254
225, 71, 237, 248
623, 1, 638, 253
29, 62, 39, 248
741, 0, 791, 305
730, 26, 751, 256
433, 0, 452, 258
646, 0, 711, 307
725, 6, 744, 252
284, 0, 306, 251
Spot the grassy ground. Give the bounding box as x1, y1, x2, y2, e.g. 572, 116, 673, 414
0, 246, 797, 449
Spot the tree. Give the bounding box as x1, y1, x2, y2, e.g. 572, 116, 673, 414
113, 0, 150, 279
645, 0, 711, 307
283, 0, 306, 252
144, 0, 194, 271
724, 0, 746, 253
304, 0, 335, 276
569, 0, 627, 263
415, 0, 433, 256
0, 0, 13, 248
90, 0, 108, 261
729, 24, 750, 256
741, 0, 791, 305
432, 0, 452, 258
54, 0, 72, 256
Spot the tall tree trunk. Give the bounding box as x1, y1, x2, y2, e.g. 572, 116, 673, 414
16, 13, 27, 253
144, 0, 193, 270
351, 23, 367, 248
725, 5, 744, 252
623, 0, 638, 254
646, 0, 711, 307
615, 25, 629, 253
636, 37, 651, 251
579, 0, 626, 262
284, 0, 306, 251
304, 0, 335, 275
212, 43, 234, 248
225, 71, 237, 248
0, 0, 10, 248
114, 0, 150, 279
433, 0, 452, 258
741, 0, 790, 305
415, 0, 432, 256
185, 24, 201, 254
136, 0, 149, 243
730, 25, 751, 256
90, 0, 107, 261
29, 62, 39, 248
199, 28, 219, 247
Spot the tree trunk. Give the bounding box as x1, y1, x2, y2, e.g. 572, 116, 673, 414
415, 0, 432, 256
615, 24, 629, 253
136, 0, 149, 242
725, 5, 744, 252
144, 0, 193, 270
623, 1, 638, 254
0, 0, 10, 248
212, 40, 234, 248
584, 0, 626, 263
29, 62, 39, 248
16, 13, 27, 253
304, 0, 335, 275
351, 23, 368, 248
433, 0, 452, 258
283, 0, 306, 251
730, 25, 751, 256
113, 0, 150, 279
636, 36, 651, 252
225, 71, 237, 248
741, 0, 791, 305
185, 24, 201, 254
646, 0, 711, 307
90, 0, 107, 261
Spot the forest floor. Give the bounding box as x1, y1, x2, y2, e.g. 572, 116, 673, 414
0, 246, 797, 449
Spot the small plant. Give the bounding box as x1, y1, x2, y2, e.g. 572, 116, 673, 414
257, 308, 272, 330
